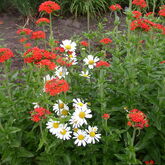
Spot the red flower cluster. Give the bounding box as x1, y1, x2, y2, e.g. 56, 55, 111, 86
160, 60, 165, 64
109, 4, 122, 11
132, 11, 142, 19
127, 109, 149, 129
39, 1, 60, 14
102, 114, 110, 120
31, 31, 46, 40
159, 5, 165, 17
23, 47, 57, 69
19, 37, 28, 43
56, 57, 72, 67
132, 0, 147, 8
36, 18, 50, 25
17, 28, 32, 35
23, 43, 32, 49
130, 18, 165, 33
30, 107, 51, 122
144, 160, 155, 165
99, 38, 112, 44
96, 60, 110, 68
44, 78, 69, 96
80, 41, 88, 47
0, 48, 14, 63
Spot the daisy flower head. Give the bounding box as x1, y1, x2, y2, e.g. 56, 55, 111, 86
83, 55, 99, 69
46, 119, 61, 135
56, 124, 72, 140
32, 102, 40, 109
43, 74, 55, 83
60, 40, 76, 52
55, 66, 69, 79
73, 130, 88, 147
86, 126, 101, 144
69, 115, 84, 128
73, 98, 88, 110
72, 107, 92, 126
53, 100, 69, 118
79, 70, 90, 79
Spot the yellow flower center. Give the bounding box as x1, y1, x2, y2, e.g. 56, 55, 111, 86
69, 55, 73, 58
83, 74, 88, 77
65, 45, 71, 50
88, 60, 94, 65
79, 112, 85, 118
59, 71, 63, 76
53, 123, 59, 128
73, 128, 78, 132
89, 131, 96, 137
78, 134, 84, 140
59, 103, 64, 109
60, 129, 67, 135
78, 102, 84, 107
61, 109, 68, 116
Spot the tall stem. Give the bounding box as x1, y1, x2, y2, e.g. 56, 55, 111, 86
131, 128, 137, 146
87, 6, 91, 53
49, 13, 53, 40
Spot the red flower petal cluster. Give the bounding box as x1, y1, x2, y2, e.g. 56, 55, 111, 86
160, 60, 165, 64
56, 57, 72, 67
145, 160, 155, 165
132, 11, 142, 19
158, 5, 165, 17
80, 41, 88, 47
23, 47, 57, 69
19, 37, 28, 43
127, 109, 149, 129
102, 114, 110, 120
17, 28, 32, 35
23, 43, 32, 49
44, 78, 69, 96
132, 0, 147, 8
39, 1, 60, 14
36, 18, 50, 25
30, 107, 51, 122
96, 61, 110, 68
99, 38, 112, 44
37, 59, 56, 70
31, 31, 46, 40
109, 4, 122, 11
130, 18, 165, 33
0, 48, 14, 63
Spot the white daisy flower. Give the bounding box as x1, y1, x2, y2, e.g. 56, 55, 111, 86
65, 51, 77, 60
32, 102, 40, 108
83, 55, 99, 69
69, 115, 84, 128
55, 67, 69, 79
71, 107, 92, 126
79, 71, 90, 79
56, 124, 72, 140
53, 100, 69, 118
86, 126, 101, 144
60, 40, 76, 52
46, 119, 61, 135
73, 130, 88, 147
73, 98, 88, 109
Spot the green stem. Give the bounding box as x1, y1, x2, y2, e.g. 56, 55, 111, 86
87, 7, 91, 53
43, 26, 47, 49
49, 13, 53, 40
131, 128, 137, 146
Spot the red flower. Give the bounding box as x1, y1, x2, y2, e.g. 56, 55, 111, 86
132, 11, 142, 18
109, 4, 122, 11
80, 41, 88, 47
102, 114, 110, 120
99, 38, 112, 44
0, 48, 14, 63
145, 12, 154, 17
54, 47, 65, 52
44, 78, 69, 96
96, 61, 110, 68
31, 31, 46, 40
30, 107, 51, 122
160, 60, 165, 64
23, 43, 32, 49
127, 109, 149, 129
56, 57, 72, 67
132, 0, 147, 8
36, 18, 50, 25
19, 37, 28, 43
158, 8, 165, 17
145, 160, 155, 164
39, 1, 61, 14
37, 59, 57, 70
17, 28, 32, 35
